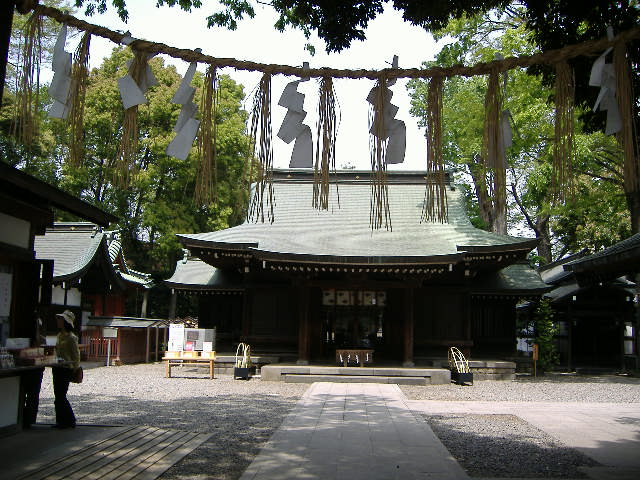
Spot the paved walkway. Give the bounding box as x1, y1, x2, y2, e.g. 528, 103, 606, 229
241, 383, 640, 480
240, 382, 469, 480
407, 400, 640, 479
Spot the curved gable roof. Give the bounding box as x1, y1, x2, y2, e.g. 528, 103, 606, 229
179, 171, 536, 262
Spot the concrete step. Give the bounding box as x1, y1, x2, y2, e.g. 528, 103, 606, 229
283, 374, 428, 385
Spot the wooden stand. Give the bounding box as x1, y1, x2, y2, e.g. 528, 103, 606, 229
163, 351, 215, 379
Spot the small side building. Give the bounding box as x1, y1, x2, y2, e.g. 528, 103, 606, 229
34, 223, 154, 363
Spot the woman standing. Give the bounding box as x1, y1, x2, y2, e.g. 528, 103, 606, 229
52, 310, 80, 429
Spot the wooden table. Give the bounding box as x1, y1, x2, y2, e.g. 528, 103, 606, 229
335, 349, 374, 367
163, 354, 215, 379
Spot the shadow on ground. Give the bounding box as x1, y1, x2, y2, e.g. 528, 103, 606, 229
425, 414, 600, 478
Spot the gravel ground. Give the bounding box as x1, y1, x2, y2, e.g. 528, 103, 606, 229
35, 365, 640, 479
401, 373, 640, 403
425, 414, 599, 478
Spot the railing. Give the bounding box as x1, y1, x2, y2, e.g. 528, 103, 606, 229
81, 332, 118, 360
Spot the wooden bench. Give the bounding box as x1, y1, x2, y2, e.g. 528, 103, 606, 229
335, 348, 374, 367
163, 351, 216, 379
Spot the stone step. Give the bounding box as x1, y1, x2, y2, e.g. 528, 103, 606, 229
283, 374, 429, 385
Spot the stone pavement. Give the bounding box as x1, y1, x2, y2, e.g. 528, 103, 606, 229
240, 382, 469, 480
407, 400, 640, 480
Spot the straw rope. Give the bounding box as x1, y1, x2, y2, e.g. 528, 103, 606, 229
30, 4, 640, 82
313, 76, 339, 211
552, 61, 574, 202
196, 65, 219, 206
369, 76, 392, 231
68, 31, 91, 167
482, 70, 507, 234
614, 42, 640, 194
13, 11, 42, 149
422, 76, 448, 223
247, 73, 275, 224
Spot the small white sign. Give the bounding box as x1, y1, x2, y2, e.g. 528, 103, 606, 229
203, 341, 213, 352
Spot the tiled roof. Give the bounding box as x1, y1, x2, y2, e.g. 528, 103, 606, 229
565, 233, 640, 274
165, 258, 241, 290
34, 223, 104, 280
472, 262, 549, 295
178, 170, 537, 261
34, 223, 152, 288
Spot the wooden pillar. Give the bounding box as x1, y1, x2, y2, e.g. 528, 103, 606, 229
140, 290, 149, 318
145, 326, 150, 363
241, 290, 251, 341
403, 287, 415, 367
155, 326, 159, 362
567, 304, 573, 372
168, 289, 177, 320
297, 286, 310, 365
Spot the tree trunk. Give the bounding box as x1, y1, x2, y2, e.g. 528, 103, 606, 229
467, 157, 493, 230
626, 190, 640, 234
535, 214, 552, 263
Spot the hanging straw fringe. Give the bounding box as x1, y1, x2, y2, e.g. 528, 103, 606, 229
614, 42, 640, 194
113, 50, 147, 187
313, 77, 339, 210
13, 11, 42, 149
68, 32, 91, 167
422, 76, 448, 223
369, 77, 392, 231
196, 65, 219, 206
552, 61, 575, 201
482, 70, 507, 234
247, 73, 275, 223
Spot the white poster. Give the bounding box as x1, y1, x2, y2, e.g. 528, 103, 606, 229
168, 324, 185, 352
0, 272, 12, 317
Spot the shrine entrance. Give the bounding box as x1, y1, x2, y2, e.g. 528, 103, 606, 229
320, 289, 389, 359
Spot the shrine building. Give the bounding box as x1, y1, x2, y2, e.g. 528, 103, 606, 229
166, 169, 547, 366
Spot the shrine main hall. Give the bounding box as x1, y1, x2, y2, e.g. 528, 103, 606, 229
166, 169, 546, 366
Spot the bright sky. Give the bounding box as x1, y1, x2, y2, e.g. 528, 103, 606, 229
67, 1, 446, 170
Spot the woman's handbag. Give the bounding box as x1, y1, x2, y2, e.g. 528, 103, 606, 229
71, 366, 83, 384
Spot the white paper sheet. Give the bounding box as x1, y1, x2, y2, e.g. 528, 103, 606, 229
118, 75, 147, 109
167, 117, 200, 160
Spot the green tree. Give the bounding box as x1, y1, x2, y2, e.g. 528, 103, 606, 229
531, 298, 559, 372
54, 46, 250, 277
409, 6, 632, 261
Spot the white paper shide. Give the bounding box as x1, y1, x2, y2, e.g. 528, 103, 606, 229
167, 59, 201, 160
48, 25, 73, 119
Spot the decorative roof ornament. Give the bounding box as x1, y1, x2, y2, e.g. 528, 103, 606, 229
589, 26, 621, 135
48, 24, 72, 119
277, 62, 313, 168
167, 51, 202, 160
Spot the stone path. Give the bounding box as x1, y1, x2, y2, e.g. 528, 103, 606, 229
240, 382, 469, 480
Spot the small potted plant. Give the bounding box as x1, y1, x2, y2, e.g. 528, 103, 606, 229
234, 343, 253, 380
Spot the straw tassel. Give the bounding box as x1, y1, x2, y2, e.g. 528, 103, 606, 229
369, 76, 392, 231
313, 76, 339, 211
12, 11, 42, 149
114, 50, 147, 186
613, 42, 640, 194
247, 73, 275, 223
482, 70, 507, 234
196, 65, 219, 206
68, 32, 91, 167
421, 76, 448, 223
552, 61, 575, 201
